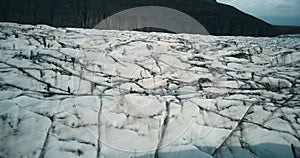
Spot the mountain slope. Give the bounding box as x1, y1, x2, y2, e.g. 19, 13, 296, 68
0, 0, 298, 36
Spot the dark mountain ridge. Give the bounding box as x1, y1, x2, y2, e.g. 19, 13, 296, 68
0, 0, 299, 36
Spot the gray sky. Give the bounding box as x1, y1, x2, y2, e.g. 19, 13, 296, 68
217, 0, 300, 26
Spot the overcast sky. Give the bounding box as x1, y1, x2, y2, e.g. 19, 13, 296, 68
217, 0, 300, 26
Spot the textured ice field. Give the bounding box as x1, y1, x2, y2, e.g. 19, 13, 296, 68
0, 23, 300, 158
